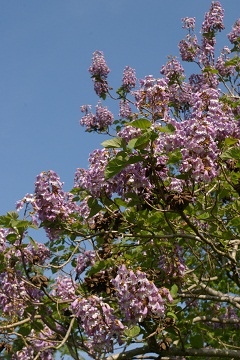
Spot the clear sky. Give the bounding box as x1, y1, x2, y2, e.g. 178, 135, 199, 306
0, 0, 239, 216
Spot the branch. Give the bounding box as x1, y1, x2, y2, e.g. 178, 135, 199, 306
106, 346, 240, 359
193, 316, 240, 324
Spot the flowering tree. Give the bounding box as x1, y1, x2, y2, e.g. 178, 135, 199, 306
1, 2, 240, 359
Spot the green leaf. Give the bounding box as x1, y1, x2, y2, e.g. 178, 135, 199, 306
124, 325, 141, 338
104, 156, 128, 180
159, 123, 175, 133
27, 236, 38, 250
6, 233, 18, 243
190, 334, 204, 349
87, 198, 103, 218
114, 198, 128, 208
170, 284, 178, 298
224, 137, 239, 146
221, 147, 240, 160
167, 311, 178, 320
101, 137, 126, 149
132, 132, 151, 149
129, 118, 152, 129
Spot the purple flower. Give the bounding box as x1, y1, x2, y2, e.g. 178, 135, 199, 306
111, 265, 173, 324
182, 17, 196, 31
80, 101, 114, 132
118, 100, 132, 119
71, 295, 125, 354
122, 66, 137, 91
89, 51, 110, 97
228, 19, 240, 49
76, 250, 96, 276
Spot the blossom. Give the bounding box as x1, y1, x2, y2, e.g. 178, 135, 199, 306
122, 66, 136, 91
181, 17, 196, 31
76, 250, 96, 277
118, 99, 132, 119
111, 265, 173, 324
71, 295, 125, 354
52, 276, 77, 301
228, 19, 240, 49
88, 50, 110, 97
80, 101, 114, 132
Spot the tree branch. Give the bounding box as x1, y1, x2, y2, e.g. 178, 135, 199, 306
106, 346, 240, 359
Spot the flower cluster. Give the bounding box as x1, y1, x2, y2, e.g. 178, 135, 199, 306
122, 66, 137, 91
0, 270, 42, 317
111, 265, 173, 324
118, 99, 132, 119
158, 244, 186, 279
74, 148, 150, 199
201, 1, 225, 34
75, 250, 96, 277
17, 171, 80, 240
228, 19, 240, 49
71, 295, 125, 354
88, 50, 110, 97
134, 75, 170, 120
181, 17, 196, 31
52, 276, 77, 300
80, 101, 114, 132
13, 326, 56, 360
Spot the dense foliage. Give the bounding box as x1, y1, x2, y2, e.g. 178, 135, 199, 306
1, 2, 240, 359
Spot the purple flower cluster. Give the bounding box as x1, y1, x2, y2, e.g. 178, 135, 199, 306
52, 276, 77, 300
122, 66, 137, 91
80, 101, 114, 132
88, 50, 110, 97
118, 125, 141, 142
17, 171, 80, 240
111, 265, 173, 324
75, 250, 96, 276
228, 19, 240, 48
160, 58, 185, 80
216, 46, 235, 77
118, 99, 132, 119
158, 244, 186, 279
13, 326, 56, 360
179, 34, 199, 62
134, 75, 170, 120
164, 88, 240, 181
74, 148, 150, 199
201, 1, 225, 34
24, 242, 51, 265
71, 295, 125, 354
200, 1, 225, 66
0, 270, 42, 317
181, 17, 196, 31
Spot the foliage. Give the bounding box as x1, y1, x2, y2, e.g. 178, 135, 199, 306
1, 2, 240, 359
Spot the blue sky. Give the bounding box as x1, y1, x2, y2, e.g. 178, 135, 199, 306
0, 0, 239, 216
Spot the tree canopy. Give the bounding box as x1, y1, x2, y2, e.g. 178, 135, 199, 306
0, 2, 240, 359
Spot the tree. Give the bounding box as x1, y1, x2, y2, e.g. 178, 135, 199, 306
0, 2, 240, 359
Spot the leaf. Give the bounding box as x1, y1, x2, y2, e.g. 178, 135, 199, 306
221, 147, 240, 160
190, 334, 203, 349
124, 325, 141, 338
129, 118, 152, 129
101, 137, 126, 149
167, 311, 178, 320
6, 233, 18, 243
27, 236, 38, 250
132, 132, 151, 149
87, 198, 103, 218
114, 198, 128, 208
159, 123, 175, 133
170, 284, 178, 298
104, 156, 128, 180
224, 137, 239, 146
